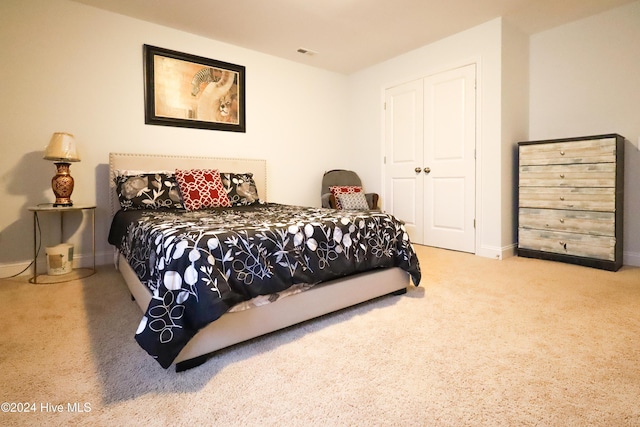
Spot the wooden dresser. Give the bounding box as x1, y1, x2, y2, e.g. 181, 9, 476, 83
517, 134, 624, 271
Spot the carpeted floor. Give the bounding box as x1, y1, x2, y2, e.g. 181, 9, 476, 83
1, 245, 639, 426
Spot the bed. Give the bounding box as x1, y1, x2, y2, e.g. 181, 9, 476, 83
108, 152, 421, 371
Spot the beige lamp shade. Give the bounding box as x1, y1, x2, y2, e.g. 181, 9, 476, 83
44, 132, 80, 162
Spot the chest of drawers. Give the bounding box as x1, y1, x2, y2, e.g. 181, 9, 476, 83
517, 134, 624, 271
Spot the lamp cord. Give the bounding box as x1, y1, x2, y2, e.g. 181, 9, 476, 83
0, 214, 41, 279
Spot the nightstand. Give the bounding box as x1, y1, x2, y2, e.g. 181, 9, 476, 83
28, 204, 96, 284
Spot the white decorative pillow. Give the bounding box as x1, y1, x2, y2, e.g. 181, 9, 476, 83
337, 192, 369, 210
329, 185, 362, 209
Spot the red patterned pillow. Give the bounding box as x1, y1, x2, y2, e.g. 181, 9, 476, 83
329, 185, 363, 209
174, 169, 231, 211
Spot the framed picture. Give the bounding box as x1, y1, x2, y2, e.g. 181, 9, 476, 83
143, 44, 245, 132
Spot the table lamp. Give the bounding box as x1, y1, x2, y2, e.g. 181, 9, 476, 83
43, 132, 80, 207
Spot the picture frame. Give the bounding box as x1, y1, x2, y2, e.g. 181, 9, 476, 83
143, 44, 246, 132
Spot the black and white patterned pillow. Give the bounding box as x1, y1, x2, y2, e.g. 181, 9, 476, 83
115, 173, 184, 210
220, 172, 261, 206
337, 192, 369, 210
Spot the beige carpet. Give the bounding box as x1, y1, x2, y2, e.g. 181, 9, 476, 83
1, 246, 639, 426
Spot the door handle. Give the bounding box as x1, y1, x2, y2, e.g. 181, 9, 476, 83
423, 167, 431, 174
414, 167, 422, 173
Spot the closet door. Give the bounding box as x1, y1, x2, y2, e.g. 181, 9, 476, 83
423, 64, 476, 253
384, 79, 425, 243
384, 64, 476, 252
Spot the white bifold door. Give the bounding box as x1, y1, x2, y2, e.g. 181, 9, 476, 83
384, 64, 476, 253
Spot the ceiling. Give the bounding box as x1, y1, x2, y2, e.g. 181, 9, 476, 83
71, 0, 634, 74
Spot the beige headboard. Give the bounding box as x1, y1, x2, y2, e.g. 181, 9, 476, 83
109, 152, 267, 216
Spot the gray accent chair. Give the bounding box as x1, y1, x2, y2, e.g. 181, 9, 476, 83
321, 169, 379, 210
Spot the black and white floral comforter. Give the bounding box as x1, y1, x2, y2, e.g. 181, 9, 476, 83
108, 203, 421, 368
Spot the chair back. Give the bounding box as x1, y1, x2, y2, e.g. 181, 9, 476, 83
321, 169, 362, 197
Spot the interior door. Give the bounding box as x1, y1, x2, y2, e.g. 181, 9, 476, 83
384, 64, 476, 252
384, 79, 424, 243
423, 64, 476, 253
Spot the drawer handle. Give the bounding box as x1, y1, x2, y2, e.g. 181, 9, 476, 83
559, 241, 567, 250
560, 151, 565, 155
560, 196, 565, 201
559, 218, 565, 223
560, 174, 565, 178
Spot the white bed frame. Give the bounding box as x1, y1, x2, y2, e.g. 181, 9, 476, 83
109, 152, 410, 371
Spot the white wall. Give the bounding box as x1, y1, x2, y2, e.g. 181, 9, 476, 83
3, 0, 638, 275
347, 18, 517, 259
529, 0, 640, 266
0, 0, 349, 274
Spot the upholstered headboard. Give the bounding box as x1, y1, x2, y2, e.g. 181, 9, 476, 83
109, 152, 267, 216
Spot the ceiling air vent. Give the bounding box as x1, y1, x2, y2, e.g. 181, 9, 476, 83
296, 48, 318, 56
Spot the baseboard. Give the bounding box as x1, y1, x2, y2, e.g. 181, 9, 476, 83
476, 243, 517, 260
623, 250, 640, 267
0, 250, 113, 279
482, 244, 639, 268
4, 247, 636, 279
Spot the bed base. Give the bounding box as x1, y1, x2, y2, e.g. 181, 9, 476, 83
117, 254, 409, 370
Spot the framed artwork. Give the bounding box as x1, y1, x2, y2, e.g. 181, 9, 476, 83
143, 44, 245, 132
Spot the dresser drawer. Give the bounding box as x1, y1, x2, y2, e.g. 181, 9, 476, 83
519, 187, 615, 211
519, 163, 615, 188
519, 138, 616, 166
518, 228, 615, 261
519, 208, 615, 236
